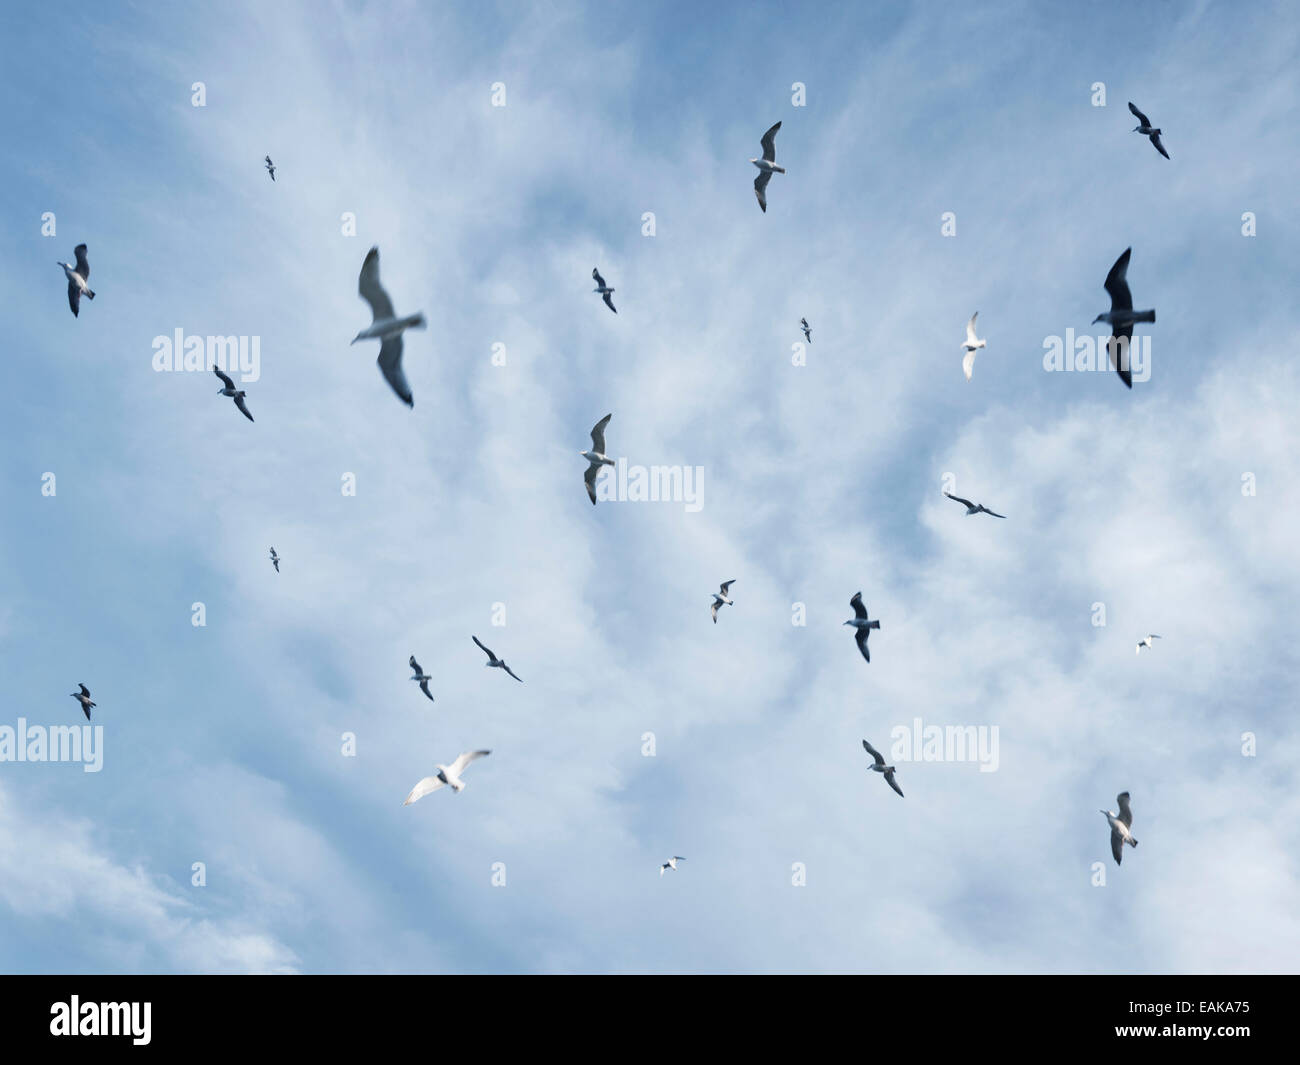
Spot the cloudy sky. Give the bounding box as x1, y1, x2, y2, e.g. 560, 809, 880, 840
1, 0, 1297, 974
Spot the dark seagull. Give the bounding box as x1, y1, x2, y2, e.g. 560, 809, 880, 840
591, 268, 617, 314
944, 491, 1006, 519
1127, 102, 1169, 159
70, 683, 97, 721
1101, 791, 1138, 865
710, 579, 736, 623
862, 739, 904, 798
800, 317, 812, 343
58, 244, 95, 317
269, 547, 280, 572
214, 367, 254, 422
581, 413, 615, 505
352, 246, 426, 407
750, 121, 785, 213
843, 592, 881, 663
472, 635, 522, 682
1093, 247, 1155, 389
264, 155, 276, 180
408, 655, 435, 702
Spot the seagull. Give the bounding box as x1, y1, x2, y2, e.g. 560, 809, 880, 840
57, 244, 95, 318
800, 317, 812, 343
751, 121, 785, 213
591, 268, 617, 314
961, 312, 986, 380
70, 683, 96, 721
403, 750, 491, 804
269, 547, 280, 572
1093, 247, 1155, 389
213, 367, 254, 422
862, 740, 904, 798
472, 635, 522, 682
1136, 634, 1162, 655
943, 491, 1006, 519
581, 413, 615, 505
408, 655, 435, 701
264, 155, 276, 180
352, 246, 426, 407
1101, 791, 1138, 865
660, 856, 686, 876
1128, 102, 1169, 160
710, 579, 736, 623
844, 592, 881, 663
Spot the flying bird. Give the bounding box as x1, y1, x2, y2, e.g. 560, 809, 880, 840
944, 491, 1006, 519
591, 268, 617, 314
403, 749, 491, 804
581, 413, 615, 505
710, 580, 736, 623
1127, 102, 1169, 160
213, 367, 254, 422
58, 244, 95, 317
844, 592, 881, 663
264, 155, 276, 180
352, 246, 427, 407
269, 547, 280, 572
660, 856, 686, 876
1101, 791, 1139, 865
1136, 634, 1162, 655
862, 739, 904, 798
800, 317, 812, 343
472, 635, 522, 682
961, 312, 986, 380
750, 121, 785, 213
1093, 247, 1155, 389
70, 683, 96, 721
408, 655, 435, 701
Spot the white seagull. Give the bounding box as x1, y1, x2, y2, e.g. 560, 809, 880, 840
1136, 634, 1162, 655
751, 121, 785, 213
352, 246, 426, 407
213, 367, 254, 422
581, 413, 615, 505
844, 591, 881, 663
408, 655, 435, 702
403, 749, 491, 804
800, 317, 812, 343
961, 312, 986, 380
1093, 247, 1155, 389
710, 579, 736, 623
264, 155, 276, 180
58, 244, 95, 318
591, 268, 617, 314
660, 856, 686, 876
1101, 791, 1138, 865
944, 491, 1006, 519
1128, 102, 1169, 160
70, 683, 96, 721
269, 547, 280, 572
472, 635, 522, 682
862, 739, 904, 798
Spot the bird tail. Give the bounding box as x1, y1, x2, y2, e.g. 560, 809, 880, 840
1129, 837, 1138, 848
1133, 309, 1154, 323
869, 620, 881, 630
771, 165, 787, 174
405, 312, 426, 331
85, 290, 95, 300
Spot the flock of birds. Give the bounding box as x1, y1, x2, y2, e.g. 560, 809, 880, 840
51, 101, 1179, 877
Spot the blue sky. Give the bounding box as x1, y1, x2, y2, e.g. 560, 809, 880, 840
1, 0, 1297, 973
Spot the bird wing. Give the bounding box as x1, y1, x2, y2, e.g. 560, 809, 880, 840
409, 655, 422, 673
273, 559, 279, 571
377, 336, 413, 407
602, 291, 617, 314
711, 600, 720, 623
74, 244, 90, 281
584, 461, 600, 504
759, 121, 781, 162
1107, 323, 1134, 388
358, 246, 396, 321
983, 507, 1007, 519
79, 684, 91, 697
1150, 131, 1169, 159
1127, 101, 1151, 126
1103, 247, 1134, 311
861, 739, 886, 766
855, 627, 872, 662
1116, 792, 1133, 828
590, 413, 612, 453
962, 349, 977, 380
965, 312, 979, 344
403, 776, 445, 805
472, 635, 494, 660
850, 592, 868, 620
1111, 826, 1124, 865
945, 492, 975, 509
884, 769, 905, 798
67, 281, 81, 316
450, 749, 491, 776
213, 366, 235, 389
801, 318, 808, 328
234, 394, 254, 422
592, 267, 605, 288
503, 664, 523, 683
753, 170, 771, 212
720, 580, 735, 596
419, 680, 434, 701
